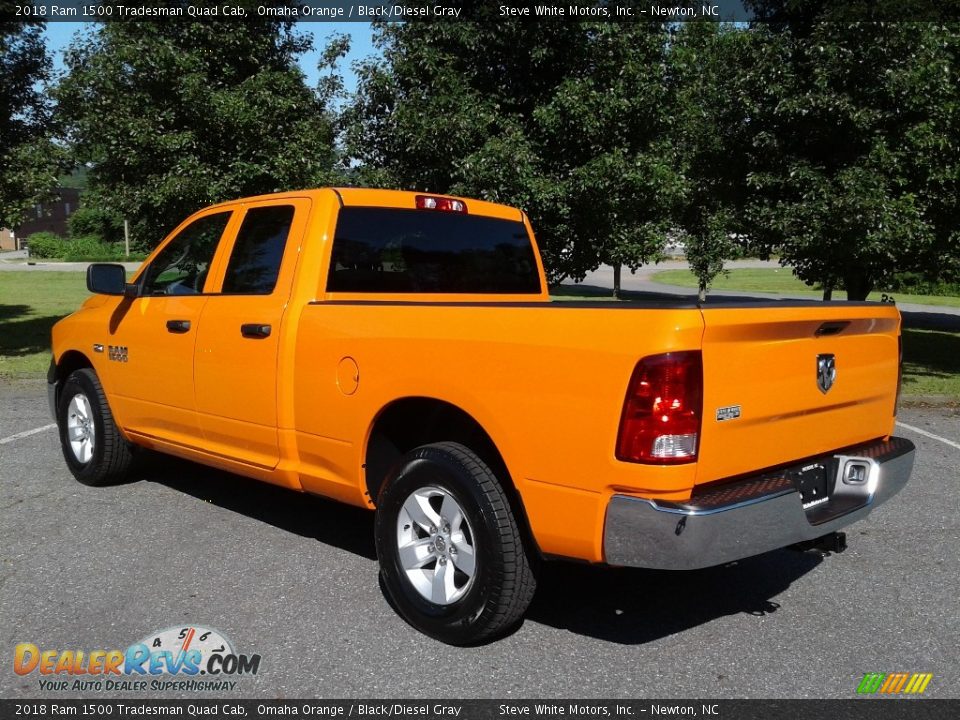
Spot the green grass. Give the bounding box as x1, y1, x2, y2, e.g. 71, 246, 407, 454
901, 328, 960, 399
0, 272, 92, 378
651, 268, 960, 308
0, 271, 955, 400
655, 267, 817, 294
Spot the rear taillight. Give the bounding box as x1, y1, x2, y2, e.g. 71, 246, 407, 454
415, 195, 467, 213
895, 334, 903, 415
616, 351, 704, 464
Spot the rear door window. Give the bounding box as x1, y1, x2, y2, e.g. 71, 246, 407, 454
327, 208, 541, 294
221, 205, 296, 295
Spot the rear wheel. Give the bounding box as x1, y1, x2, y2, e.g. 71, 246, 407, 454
57, 368, 134, 486
374, 442, 537, 645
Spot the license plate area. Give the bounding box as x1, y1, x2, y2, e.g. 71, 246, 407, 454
791, 462, 832, 510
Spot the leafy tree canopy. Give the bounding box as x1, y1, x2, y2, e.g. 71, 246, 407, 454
345, 18, 683, 288
671, 22, 760, 300
56, 0, 344, 247
0, 2, 62, 229
741, 5, 960, 298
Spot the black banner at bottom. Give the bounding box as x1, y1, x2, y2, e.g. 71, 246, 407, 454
1, 699, 959, 720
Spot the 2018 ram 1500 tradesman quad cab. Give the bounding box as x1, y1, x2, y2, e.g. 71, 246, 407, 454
50, 188, 916, 644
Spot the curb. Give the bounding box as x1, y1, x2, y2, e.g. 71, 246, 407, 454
901, 395, 960, 408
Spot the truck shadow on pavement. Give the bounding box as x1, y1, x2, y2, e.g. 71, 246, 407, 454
526, 551, 823, 644
137, 453, 378, 561
136, 452, 827, 646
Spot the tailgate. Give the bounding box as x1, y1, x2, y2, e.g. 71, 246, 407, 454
696, 303, 901, 485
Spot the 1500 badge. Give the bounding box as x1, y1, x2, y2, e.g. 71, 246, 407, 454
108, 345, 128, 362
716, 405, 741, 421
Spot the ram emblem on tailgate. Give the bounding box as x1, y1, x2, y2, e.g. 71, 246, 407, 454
817, 353, 836, 394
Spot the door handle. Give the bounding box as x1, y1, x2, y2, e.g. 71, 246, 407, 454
241, 323, 272, 339
166, 319, 191, 334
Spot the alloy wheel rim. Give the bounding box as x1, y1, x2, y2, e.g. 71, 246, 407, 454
66, 393, 96, 464
396, 485, 477, 605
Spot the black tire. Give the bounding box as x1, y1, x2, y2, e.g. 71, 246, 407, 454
57, 368, 134, 486
374, 442, 537, 645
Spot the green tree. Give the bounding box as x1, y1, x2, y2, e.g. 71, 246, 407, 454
344, 19, 683, 294
0, 4, 62, 229
536, 24, 685, 296
741, 7, 959, 299
55, 1, 342, 247
904, 24, 960, 286
671, 22, 755, 301
67, 205, 124, 244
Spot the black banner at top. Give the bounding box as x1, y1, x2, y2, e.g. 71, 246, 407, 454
8, 0, 960, 23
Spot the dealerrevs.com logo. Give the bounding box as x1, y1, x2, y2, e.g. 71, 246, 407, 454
14, 626, 261, 692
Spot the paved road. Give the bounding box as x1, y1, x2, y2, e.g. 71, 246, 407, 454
0, 259, 143, 273
0, 249, 141, 272
0, 380, 957, 700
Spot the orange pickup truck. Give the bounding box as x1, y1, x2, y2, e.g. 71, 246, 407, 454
49, 188, 915, 644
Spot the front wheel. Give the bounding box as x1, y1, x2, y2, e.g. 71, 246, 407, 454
57, 368, 134, 486
374, 442, 537, 645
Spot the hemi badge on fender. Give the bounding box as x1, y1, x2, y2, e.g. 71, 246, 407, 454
716, 405, 741, 422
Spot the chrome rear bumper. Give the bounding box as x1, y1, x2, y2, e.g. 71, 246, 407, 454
603, 437, 915, 570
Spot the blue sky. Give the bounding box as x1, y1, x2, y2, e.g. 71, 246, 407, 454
42, 21, 379, 95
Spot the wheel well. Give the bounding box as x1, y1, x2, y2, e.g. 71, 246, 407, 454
365, 398, 539, 554
56, 350, 93, 382
53, 351, 94, 405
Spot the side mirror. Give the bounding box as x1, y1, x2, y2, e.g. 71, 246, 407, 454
86, 263, 136, 297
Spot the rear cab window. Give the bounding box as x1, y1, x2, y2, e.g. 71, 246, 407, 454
327, 207, 543, 295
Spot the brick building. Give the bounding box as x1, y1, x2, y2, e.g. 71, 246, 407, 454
0, 188, 81, 251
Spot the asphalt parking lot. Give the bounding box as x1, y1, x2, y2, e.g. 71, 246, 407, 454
1, 379, 957, 699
